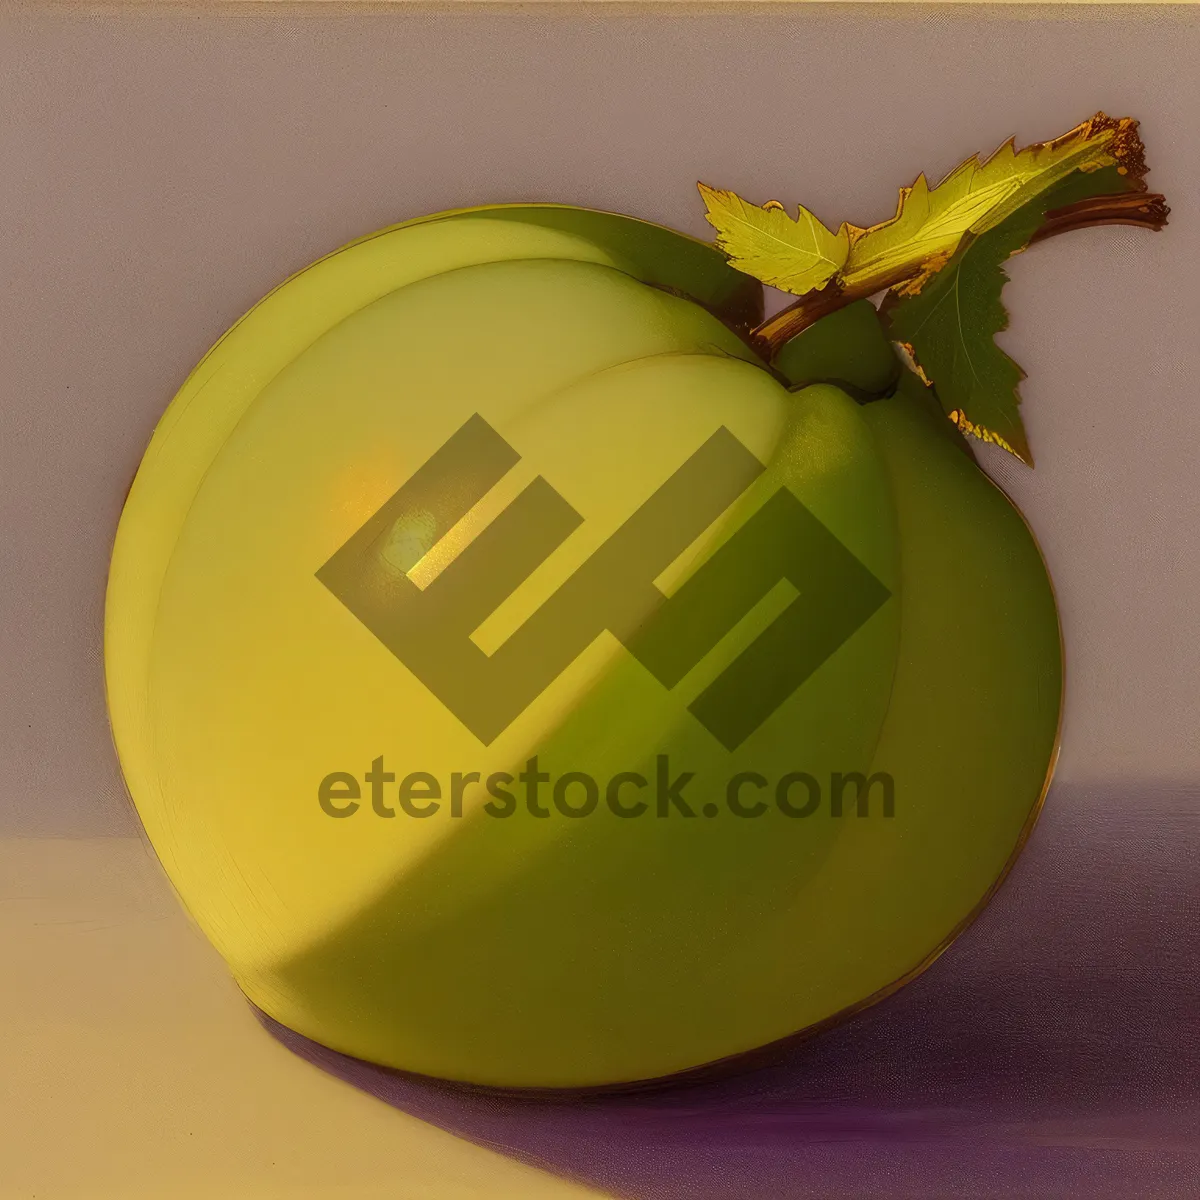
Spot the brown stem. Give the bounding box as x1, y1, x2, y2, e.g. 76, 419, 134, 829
1028, 191, 1169, 244
752, 192, 1170, 356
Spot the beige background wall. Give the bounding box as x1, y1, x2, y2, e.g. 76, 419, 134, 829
1, 6, 1197, 1198
3, 3, 1198, 838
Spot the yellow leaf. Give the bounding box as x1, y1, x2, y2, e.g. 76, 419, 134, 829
697, 182, 850, 297
841, 113, 1147, 295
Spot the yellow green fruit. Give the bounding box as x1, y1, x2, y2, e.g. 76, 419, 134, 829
105, 205, 1061, 1089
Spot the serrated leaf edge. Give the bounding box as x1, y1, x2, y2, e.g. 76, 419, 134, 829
696, 181, 849, 296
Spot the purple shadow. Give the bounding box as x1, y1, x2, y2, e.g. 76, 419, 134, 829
260, 782, 1200, 1199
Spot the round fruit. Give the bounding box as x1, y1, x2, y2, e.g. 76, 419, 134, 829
106, 203, 1061, 1089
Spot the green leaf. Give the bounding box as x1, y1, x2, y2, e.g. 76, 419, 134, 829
697, 183, 850, 297
880, 165, 1137, 465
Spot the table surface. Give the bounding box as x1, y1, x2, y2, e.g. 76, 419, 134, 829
2, 5, 1197, 1197
5, 777, 1197, 1198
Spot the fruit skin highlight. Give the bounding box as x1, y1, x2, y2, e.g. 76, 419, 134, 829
106, 202, 1061, 1090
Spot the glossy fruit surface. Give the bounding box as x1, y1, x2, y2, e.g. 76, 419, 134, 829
105, 206, 1061, 1089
